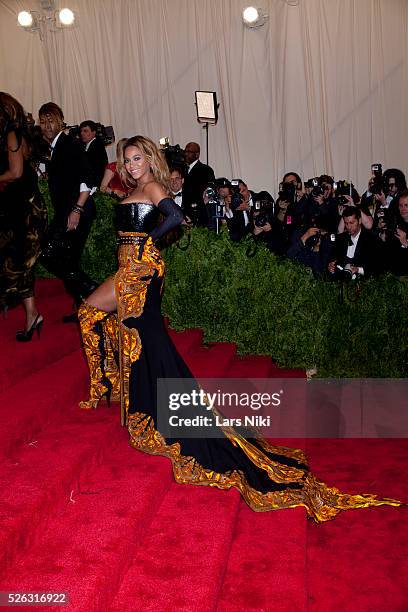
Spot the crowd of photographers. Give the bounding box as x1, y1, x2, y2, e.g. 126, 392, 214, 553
32, 115, 407, 281
166, 149, 408, 279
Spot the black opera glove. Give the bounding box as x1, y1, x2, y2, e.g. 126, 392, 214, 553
150, 197, 184, 241
137, 197, 183, 259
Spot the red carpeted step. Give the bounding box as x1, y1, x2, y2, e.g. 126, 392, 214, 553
0, 408, 123, 572
111, 484, 241, 612
35, 278, 67, 298
0, 443, 174, 612
0, 300, 82, 394
0, 349, 88, 460
167, 326, 204, 355
217, 504, 307, 612
0, 282, 72, 340
2, 279, 406, 611
304, 439, 408, 611
184, 342, 237, 378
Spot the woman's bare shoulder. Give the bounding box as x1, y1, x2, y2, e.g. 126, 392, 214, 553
142, 181, 168, 205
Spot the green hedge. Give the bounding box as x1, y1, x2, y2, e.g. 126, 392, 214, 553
37, 181, 408, 377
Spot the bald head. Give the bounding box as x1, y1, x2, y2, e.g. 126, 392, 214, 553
184, 142, 200, 165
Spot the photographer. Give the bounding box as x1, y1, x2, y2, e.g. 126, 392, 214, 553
360, 164, 383, 217
277, 172, 307, 230
334, 181, 373, 231
303, 175, 338, 234
328, 206, 382, 279
215, 177, 232, 210
287, 218, 333, 277
79, 120, 108, 186
379, 191, 408, 276
278, 172, 307, 229
396, 191, 408, 233
251, 203, 287, 256
372, 168, 407, 228
202, 179, 227, 232
226, 179, 274, 242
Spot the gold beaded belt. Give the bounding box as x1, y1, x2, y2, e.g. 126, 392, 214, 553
117, 234, 147, 246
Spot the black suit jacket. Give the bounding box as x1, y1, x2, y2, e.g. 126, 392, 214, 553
227, 210, 250, 242
46, 132, 96, 223
182, 160, 215, 225
86, 138, 108, 186
333, 229, 382, 277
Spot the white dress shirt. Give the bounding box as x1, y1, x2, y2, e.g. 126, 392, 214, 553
85, 137, 96, 152
346, 230, 364, 275
172, 191, 183, 207
188, 159, 199, 173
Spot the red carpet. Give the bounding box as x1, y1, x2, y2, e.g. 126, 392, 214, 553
0, 280, 406, 611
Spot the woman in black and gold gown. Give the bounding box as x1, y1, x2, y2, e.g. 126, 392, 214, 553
0, 92, 47, 340
78, 135, 401, 523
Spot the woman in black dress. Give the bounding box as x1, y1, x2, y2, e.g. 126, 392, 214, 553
78, 135, 401, 522
0, 92, 47, 340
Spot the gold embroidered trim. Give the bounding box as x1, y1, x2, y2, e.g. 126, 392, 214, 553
103, 313, 120, 401
79, 302, 112, 409
128, 411, 402, 523
115, 238, 165, 422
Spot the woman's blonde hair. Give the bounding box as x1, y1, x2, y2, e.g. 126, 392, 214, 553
118, 135, 170, 193
115, 137, 127, 176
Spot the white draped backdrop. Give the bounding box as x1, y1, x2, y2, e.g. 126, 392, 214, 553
1, 0, 408, 195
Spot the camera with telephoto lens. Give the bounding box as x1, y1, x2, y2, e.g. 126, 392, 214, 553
335, 264, 360, 282
159, 138, 186, 169
253, 199, 273, 227
377, 209, 397, 236
253, 197, 272, 212
253, 210, 272, 228
67, 123, 115, 146
229, 179, 244, 211
204, 183, 219, 203
370, 163, 385, 195
305, 230, 321, 248
310, 178, 324, 198
204, 183, 224, 219
304, 213, 332, 248
333, 179, 352, 205
278, 181, 297, 203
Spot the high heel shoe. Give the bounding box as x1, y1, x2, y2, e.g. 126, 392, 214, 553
79, 388, 111, 410
16, 314, 44, 342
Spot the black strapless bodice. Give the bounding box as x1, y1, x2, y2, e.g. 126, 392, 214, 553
115, 203, 160, 233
